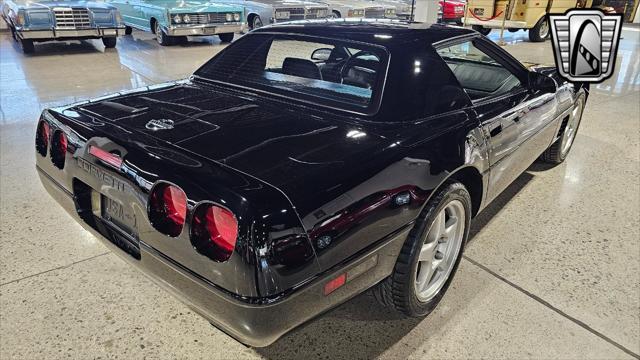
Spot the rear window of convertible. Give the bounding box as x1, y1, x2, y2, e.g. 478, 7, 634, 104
194, 33, 389, 114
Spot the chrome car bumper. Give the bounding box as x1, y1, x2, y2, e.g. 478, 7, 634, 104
16, 27, 125, 40
463, 18, 528, 29
165, 23, 242, 36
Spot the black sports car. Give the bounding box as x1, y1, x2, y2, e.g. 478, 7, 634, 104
36, 19, 588, 346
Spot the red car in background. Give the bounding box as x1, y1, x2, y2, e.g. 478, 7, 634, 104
440, 0, 466, 24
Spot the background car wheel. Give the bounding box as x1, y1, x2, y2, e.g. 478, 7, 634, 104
218, 33, 234, 43
332, 10, 341, 18
154, 21, 173, 46
251, 15, 263, 30
528, 17, 550, 42
508, 28, 520, 33
102, 37, 117, 48
124, 26, 133, 35
373, 181, 471, 317
20, 38, 35, 54
472, 25, 491, 36
541, 94, 586, 164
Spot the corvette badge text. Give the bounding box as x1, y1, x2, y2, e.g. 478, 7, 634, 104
77, 157, 128, 192
549, 9, 623, 83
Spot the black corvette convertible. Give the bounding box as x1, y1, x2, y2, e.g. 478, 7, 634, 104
36, 19, 587, 346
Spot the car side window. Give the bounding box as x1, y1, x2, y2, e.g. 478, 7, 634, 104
437, 41, 523, 101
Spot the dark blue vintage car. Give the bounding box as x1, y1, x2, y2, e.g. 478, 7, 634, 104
1, 0, 125, 53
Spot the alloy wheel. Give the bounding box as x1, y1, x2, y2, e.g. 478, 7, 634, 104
414, 200, 465, 302
155, 22, 163, 44
561, 97, 584, 156
539, 20, 550, 38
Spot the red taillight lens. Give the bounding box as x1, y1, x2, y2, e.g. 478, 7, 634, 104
148, 182, 187, 237
36, 121, 50, 156
51, 131, 67, 169
191, 203, 238, 262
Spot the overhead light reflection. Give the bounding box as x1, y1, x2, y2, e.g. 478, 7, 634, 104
346, 130, 366, 139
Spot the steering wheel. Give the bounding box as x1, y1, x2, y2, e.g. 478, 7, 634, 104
340, 50, 379, 87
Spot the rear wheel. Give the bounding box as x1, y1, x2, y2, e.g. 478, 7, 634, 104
102, 37, 117, 48
541, 94, 586, 164
124, 26, 133, 35
332, 10, 341, 18
528, 17, 550, 42
508, 28, 520, 33
218, 33, 234, 43
472, 25, 491, 35
374, 181, 471, 316
20, 38, 35, 54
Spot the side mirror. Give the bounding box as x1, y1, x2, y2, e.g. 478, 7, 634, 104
528, 71, 557, 94
311, 48, 332, 61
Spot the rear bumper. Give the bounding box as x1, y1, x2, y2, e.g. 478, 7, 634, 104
37, 165, 407, 347
165, 23, 242, 36
16, 27, 125, 40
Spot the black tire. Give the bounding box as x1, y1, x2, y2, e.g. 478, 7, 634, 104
154, 20, 173, 46
218, 33, 234, 43
528, 17, 550, 42
102, 37, 117, 48
124, 26, 133, 35
332, 10, 341, 18
541, 93, 586, 164
250, 15, 263, 30
507, 28, 520, 33
472, 25, 491, 36
20, 38, 35, 54
373, 181, 472, 317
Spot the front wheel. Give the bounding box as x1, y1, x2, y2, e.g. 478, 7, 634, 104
528, 17, 550, 42
472, 25, 492, 36
154, 21, 173, 46
124, 26, 133, 35
218, 33, 234, 43
251, 15, 263, 30
541, 94, 586, 164
102, 37, 117, 48
374, 181, 471, 317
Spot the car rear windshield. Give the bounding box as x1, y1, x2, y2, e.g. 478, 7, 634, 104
194, 33, 389, 114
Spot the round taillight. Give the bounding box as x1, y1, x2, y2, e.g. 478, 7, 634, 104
191, 203, 238, 262
148, 182, 188, 237
36, 121, 50, 157
51, 131, 67, 169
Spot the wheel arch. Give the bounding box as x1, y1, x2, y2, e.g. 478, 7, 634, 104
418, 166, 484, 219
448, 166, 483, 217
150, 17, 157, 33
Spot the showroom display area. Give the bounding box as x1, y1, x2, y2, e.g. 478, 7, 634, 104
0, 19, 639, 360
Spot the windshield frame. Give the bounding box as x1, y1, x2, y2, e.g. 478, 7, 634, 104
193, 32, 391, 117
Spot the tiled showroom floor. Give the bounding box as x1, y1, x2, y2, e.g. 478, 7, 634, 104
0, 26, 638, 359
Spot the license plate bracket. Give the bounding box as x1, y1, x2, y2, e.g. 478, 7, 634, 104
91, 191, 138, 237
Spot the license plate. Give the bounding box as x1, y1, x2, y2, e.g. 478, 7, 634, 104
95, 192, 138, 236
203, 28, 217, 35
